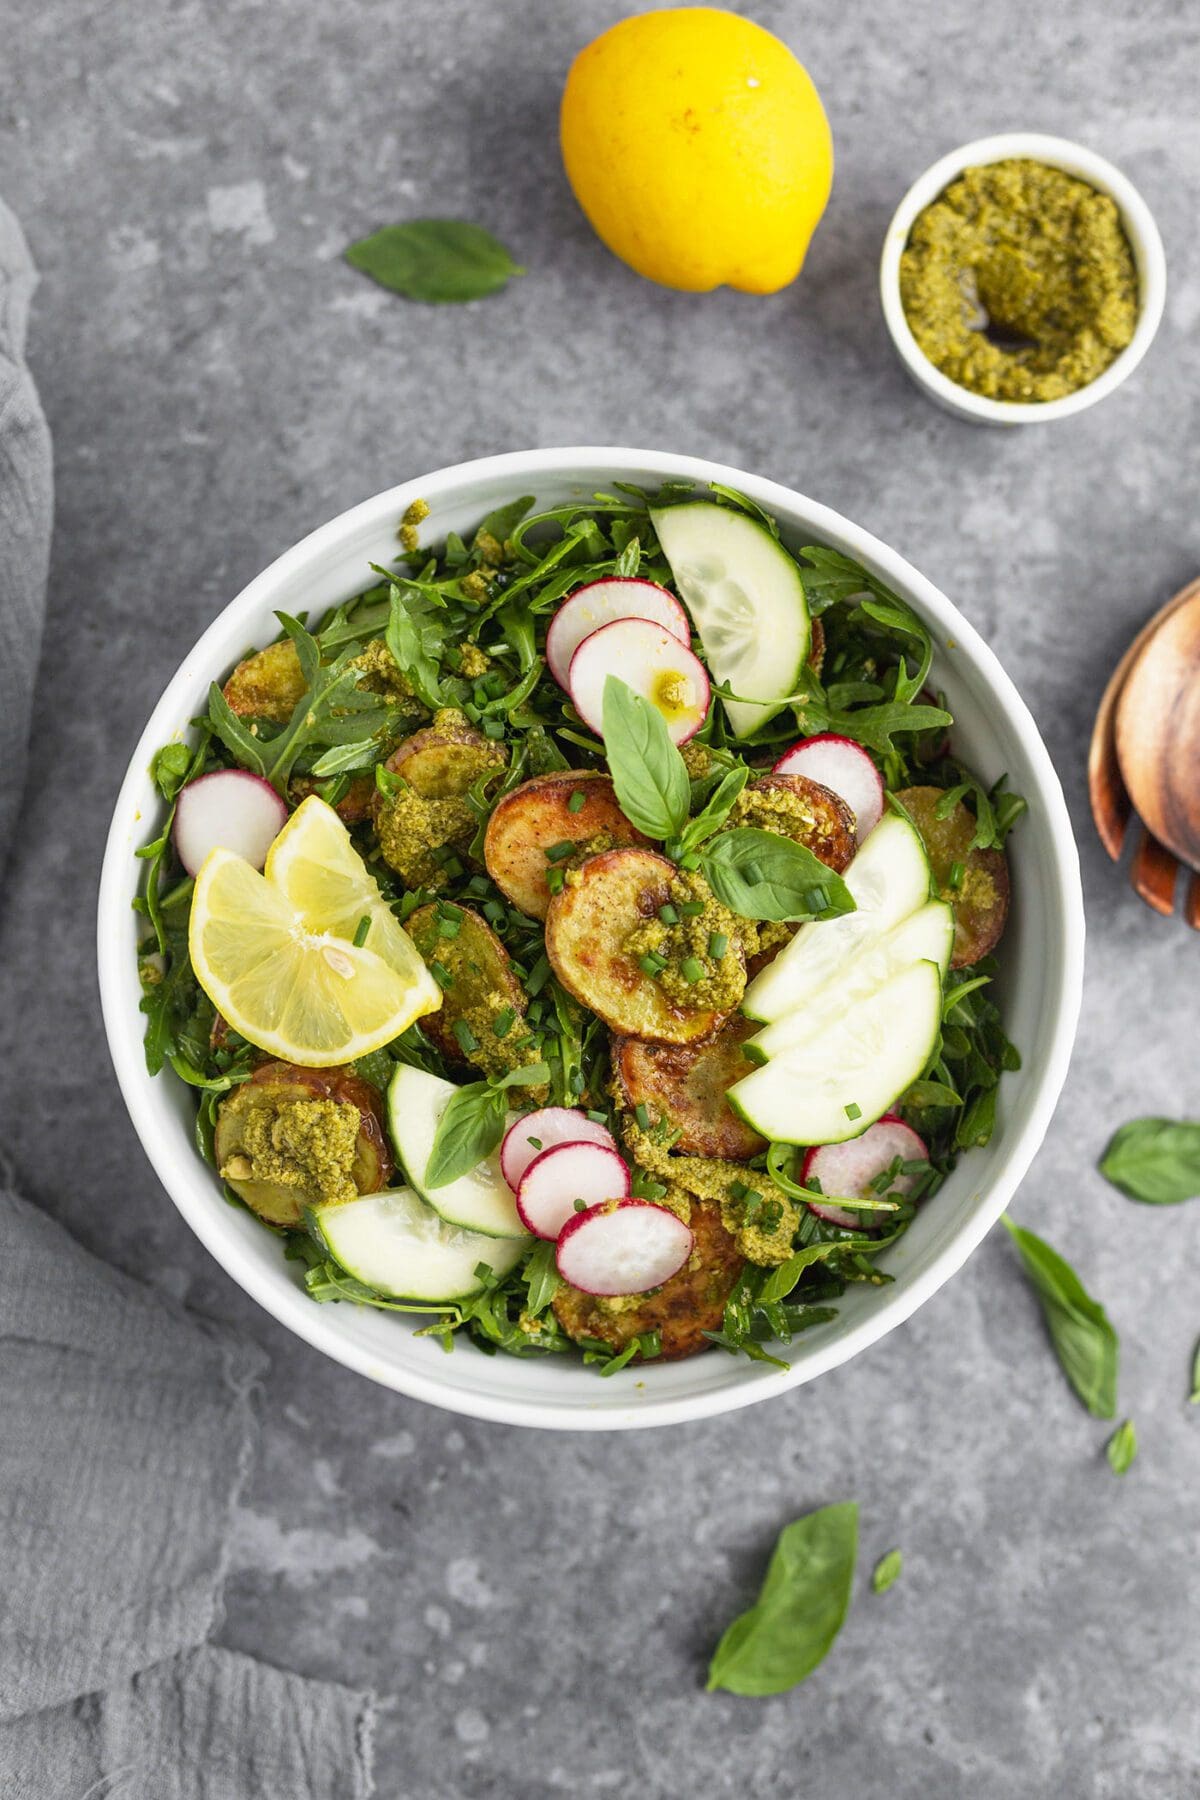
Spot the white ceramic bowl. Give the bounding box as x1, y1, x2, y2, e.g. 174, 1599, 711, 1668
880, 132, 1167, 425
98, 448, 1085, 1430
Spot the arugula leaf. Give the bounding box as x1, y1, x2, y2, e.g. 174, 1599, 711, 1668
600, 676, 690, 840
871, 1549, 902, 1594
206, 682, 269, 777
1002, 1216, 1118, 1418
1106, 1418, 1138, 1476
345, 220, 524, 303
385, 580, 445, 708
151, 741, 192, 800
700, 828, 856, 923
523, 1241, 560, 1316
424, 1082, 506, 1188
706, 1502, 858, 1696
476, 495, 535, 547
1099, 1117, 1200, 1205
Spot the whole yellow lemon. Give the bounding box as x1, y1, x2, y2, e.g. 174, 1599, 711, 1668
560, 7, 833, 294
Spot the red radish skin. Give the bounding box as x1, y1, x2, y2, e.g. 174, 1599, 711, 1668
515, 1141, 631, 1241
546, 578, 690, 690
800, 1115, 929, 1228
773, 734, 885, 842
568, 617, 711, 745
500, 1107, 618, 1193
555, 1198, 694, 1296
173, 769, 289, 876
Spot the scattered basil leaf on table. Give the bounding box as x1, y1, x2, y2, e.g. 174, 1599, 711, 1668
700, 828, 856, 923
1001, 1216, 1118, 1419
601, 675, 690, 840
1099, 1117, 1200, 1205
345, 220, 524, 303
707, 1502, 857, 1696
1106, 1418, 1138, 1476
1190, 1339, 1200, 1406
871, 1549, 903, 1594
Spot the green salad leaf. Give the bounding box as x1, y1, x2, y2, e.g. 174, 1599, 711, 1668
700, 828, 856, 923
1106, 1418, 1138, 1476
601, 675, 691, 840
1002, 1216, 1118, 1418
424, 1063, 550, 1189
706, 1502, 858, 1696
1190, 1339, 1200, 1406
1099, 1117, 1200, 1205
871, 1549, 902, 1594
345, 220, 524, 303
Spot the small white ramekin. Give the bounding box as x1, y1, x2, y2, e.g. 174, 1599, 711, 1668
880, 131, 1167, 426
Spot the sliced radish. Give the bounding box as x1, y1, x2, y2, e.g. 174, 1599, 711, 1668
556, 1198, 694, 1296
515, 1140, 630, 1241
568, 617, 710, 745
800, 1115, 929, 1228
500, 1107, 617, 1193
546, 578, 690, 690
173, 768, 289, 875
773, 734, 884, 843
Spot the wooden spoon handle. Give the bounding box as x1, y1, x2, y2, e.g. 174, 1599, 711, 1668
1186, 872, 1200, 933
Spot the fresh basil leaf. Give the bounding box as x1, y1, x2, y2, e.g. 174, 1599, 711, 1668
492, 1060, 551, 1091
678, 764, 749, 853
700, 828, 855, 923
706, 1502, 858, 1696
1106, 1418, 1137, 1476
1002, 1216, 1118, 1418
601, 675, 690, 840
1099, 1117, 1200, 1205
425, 1082, 505, 1188
345, 220, 524, 304
1190, 1339, 1200, 1406
871, 1548, 902, 1594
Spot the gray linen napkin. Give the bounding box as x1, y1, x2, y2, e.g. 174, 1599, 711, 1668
0, 198, 376, 1797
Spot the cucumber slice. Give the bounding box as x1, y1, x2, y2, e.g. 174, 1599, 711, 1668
388, 1064, 527, 1238
651, 502, 810, 739
729, 961, 944, 1146
741, 814, 932, 1023
749, 901, 954, 1059
312, 1186, 524, 1302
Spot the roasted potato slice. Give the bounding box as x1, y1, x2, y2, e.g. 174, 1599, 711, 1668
613, 1016, 766, 1160
552, 1199, 743, 1361
214, 1061, 392, 1227
222, 640, 307, 723
291, 773, 375, 826
730, 772, 857, 873
405, 902, 533, 1078
484, 771, 649, 920
895, 784, 1010, 967
545, 848, 737, 1044
373, 711, 506, 889
385, 713, 504, 798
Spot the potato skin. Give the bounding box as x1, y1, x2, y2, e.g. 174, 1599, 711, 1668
895, 785, 1010, 967
484, 771, 649, 920
545, 847, 738, 1044
213, 1061, 392, 1227
732, 772, 857, 873
612, 1015, 766, 1160
552, 1200, 743, 1361
222, 640, 306, 723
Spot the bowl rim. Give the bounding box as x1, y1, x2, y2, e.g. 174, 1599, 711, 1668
98, 445, 1085, 1430
879, 131, 1167, 425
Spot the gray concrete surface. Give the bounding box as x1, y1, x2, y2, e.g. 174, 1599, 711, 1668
4, 1, 1200, 1793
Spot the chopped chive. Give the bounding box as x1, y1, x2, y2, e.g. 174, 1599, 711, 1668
440, 855, 464, 880
573, 1197, 588, 1212
805, 886, 829, 913
707, 930, 728, 960
482, 900, 506, 926
743, 1189, 764, 1221
430, 961, 454, 988
845, 1101, 862, 1121
678, 853, 701, 871
482, 718, 506, 740
680, 956, 704, 985
948, 860, 965, 890
544, 840, 576, 862
526, 954, 551, 996
567, 789, 587, 814
569, 1069, 585, 1096
452, 1019, 479, 1055
677, 900, 706, 918
526, 1136, 543, 1151
658, 903, 680, 925
352, 914, 371, 947
466, 874, 490, 896
546, 866, 566, 896
492, 1007, 515, 1038
437, 916, 461, 939
639, 953, 665, 978
587, 1109, 608, 1125
634, 1103, 650, 1131
728, 1178, 749, 1201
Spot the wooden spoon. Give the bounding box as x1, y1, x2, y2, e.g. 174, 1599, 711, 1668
1088, 576, 1200, 929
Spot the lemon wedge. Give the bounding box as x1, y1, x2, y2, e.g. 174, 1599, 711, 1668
189, 795, 441, 1067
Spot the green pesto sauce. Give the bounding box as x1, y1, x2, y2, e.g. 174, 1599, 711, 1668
624, 870, 746, 1012
233, 1099, 359, 1204
900, 158, 1139, 403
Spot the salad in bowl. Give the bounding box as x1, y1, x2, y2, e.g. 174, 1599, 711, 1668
129, 472, 1026, 1380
